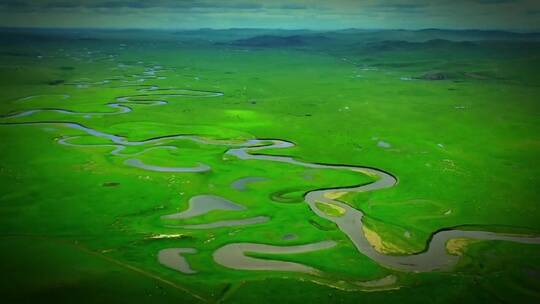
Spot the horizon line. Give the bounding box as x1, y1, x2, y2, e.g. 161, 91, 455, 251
0, 25, 539, 34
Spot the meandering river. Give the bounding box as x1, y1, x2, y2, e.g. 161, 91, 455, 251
2, 73, 539, 291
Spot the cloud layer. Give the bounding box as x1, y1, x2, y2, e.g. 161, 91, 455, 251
0, 0, 539, 30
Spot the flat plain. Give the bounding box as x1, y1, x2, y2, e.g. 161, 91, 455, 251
1, 28, 540, 303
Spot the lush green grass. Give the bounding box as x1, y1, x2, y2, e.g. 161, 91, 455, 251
0, 29, 539, 303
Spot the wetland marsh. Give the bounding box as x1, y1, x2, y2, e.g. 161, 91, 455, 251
1, 28, 540, 303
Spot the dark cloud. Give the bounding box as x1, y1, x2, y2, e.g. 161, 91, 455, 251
45, 2, 83, 9
0, 0, 539, 30
279, 4, 308, 10
207, 3, 262, 9
90, 1, 152, 9
368, 2, 429, 14
37, 0, 263, 10
375, 3, 428, 9
371, 3, 429, 10
0, 0, 30, 9
475, 0, 516, 4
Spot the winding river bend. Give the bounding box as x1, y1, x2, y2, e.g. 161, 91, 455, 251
2, 87, 223, 120
2, 77, 540, 289
4, 118, 539, 275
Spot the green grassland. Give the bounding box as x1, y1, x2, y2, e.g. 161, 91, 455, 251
0, 28, 539, 303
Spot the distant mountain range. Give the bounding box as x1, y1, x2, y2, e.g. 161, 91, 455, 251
1, 27, 539, 46
361, 39, 478, 52
230, 34, 333, 47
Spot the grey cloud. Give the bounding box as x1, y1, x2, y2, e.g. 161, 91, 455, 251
52, 1, 261, 10
371, 3, 429, 10
475, 0, 516, 4
279, 4, 308, 10
0, 0, 30, 8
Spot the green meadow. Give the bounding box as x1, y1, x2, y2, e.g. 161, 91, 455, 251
0, 28, 539, 303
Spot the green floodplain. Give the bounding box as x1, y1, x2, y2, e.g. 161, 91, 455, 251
0, 28, 539, 303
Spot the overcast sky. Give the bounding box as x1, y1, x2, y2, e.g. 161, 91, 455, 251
0, 0, 539, 31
